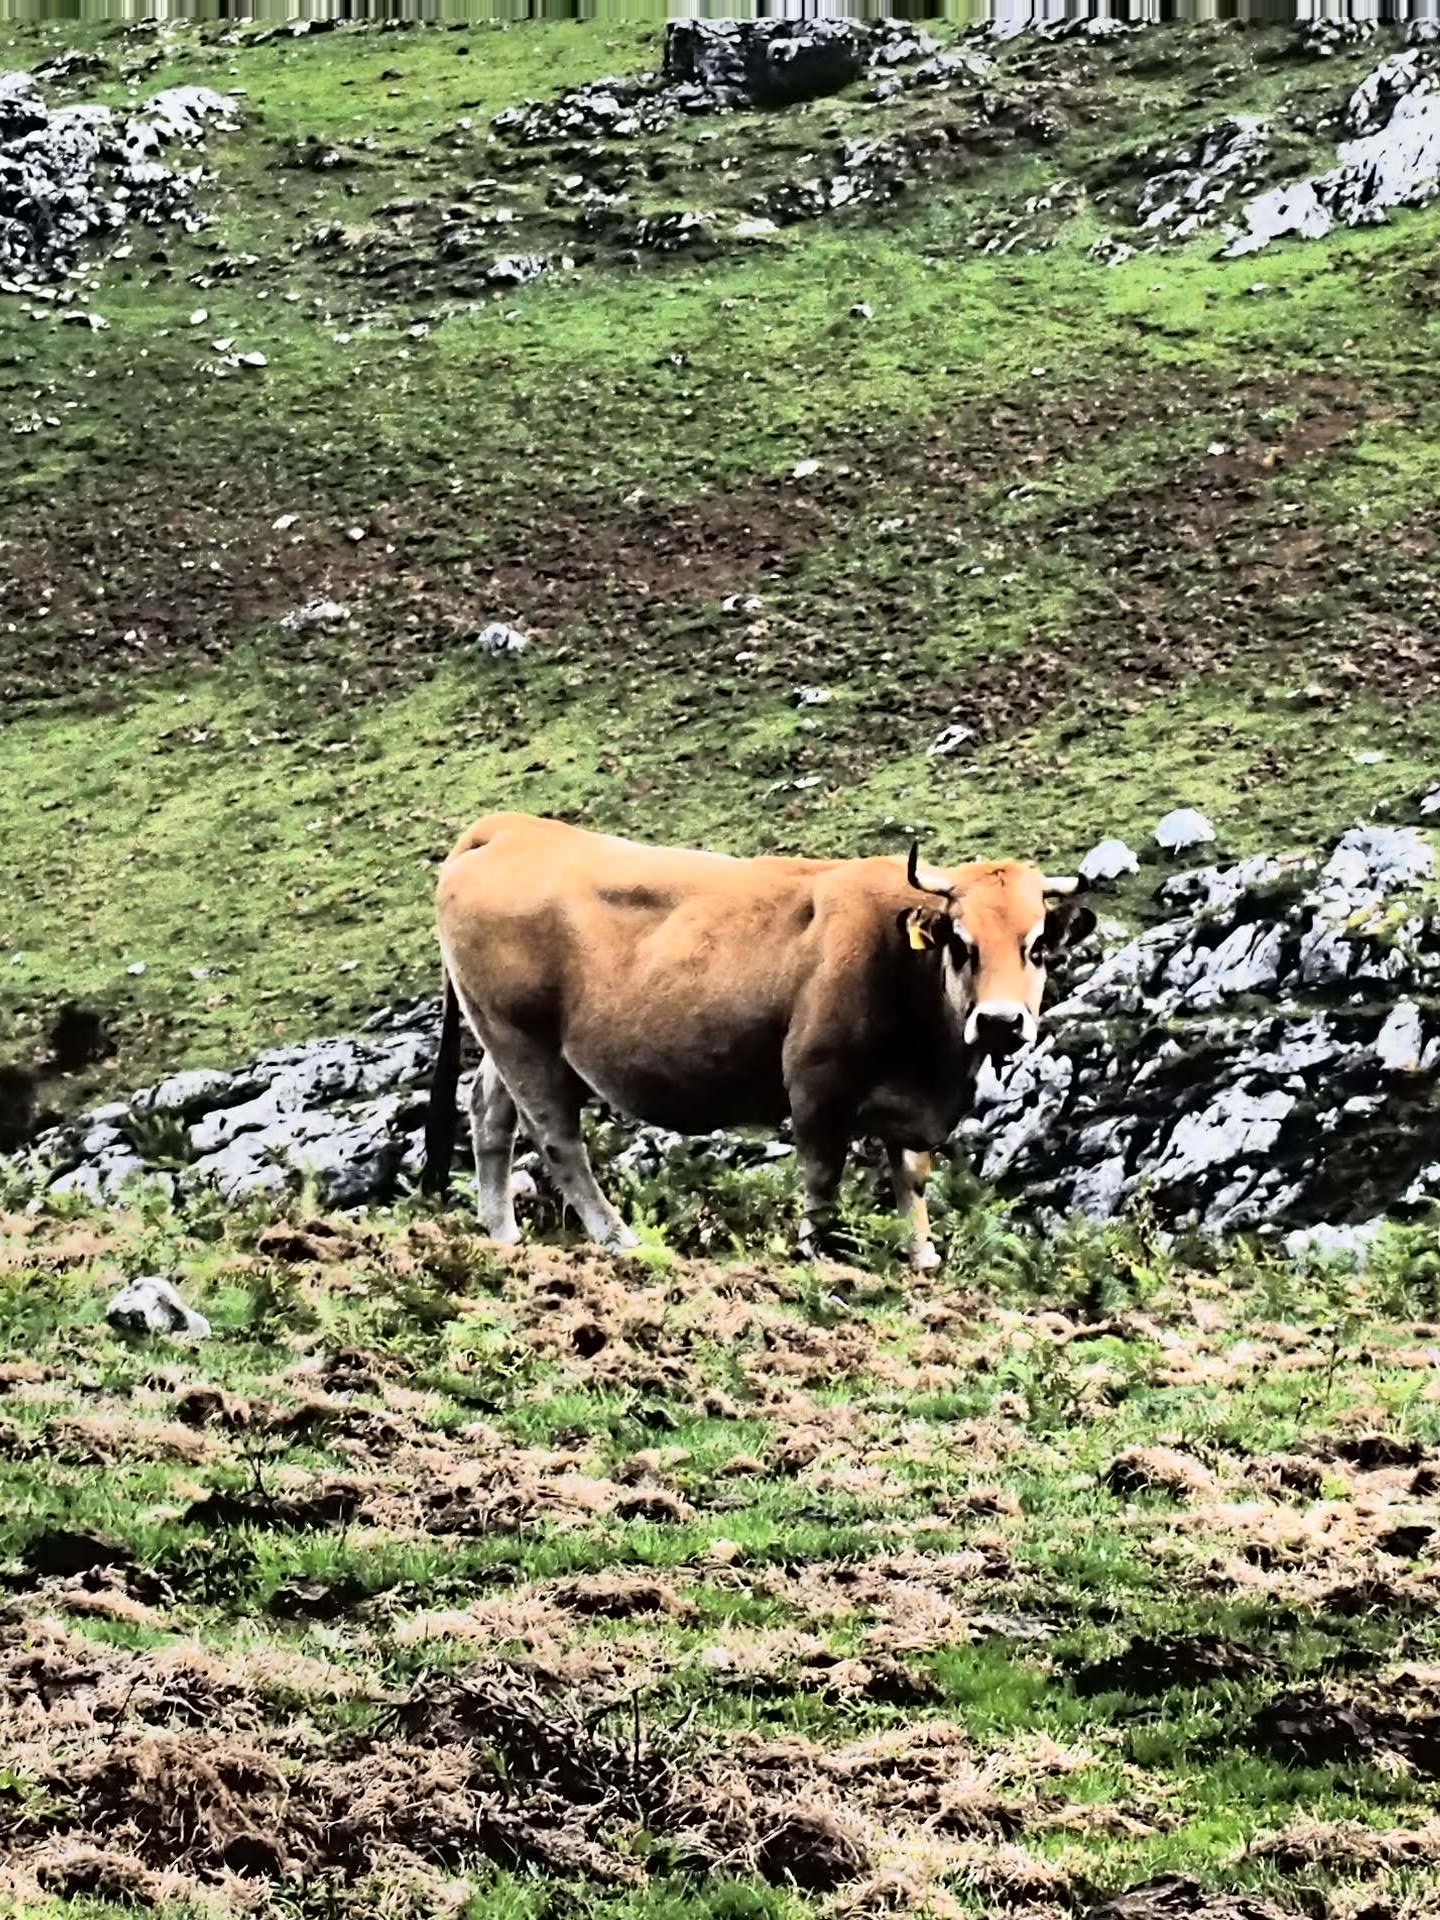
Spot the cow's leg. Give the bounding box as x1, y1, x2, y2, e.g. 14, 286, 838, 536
791, 1096, 852, 1260
470, 1056, 521, 1245
483, 1035, 637, 1252
887, 1145, 940, 1273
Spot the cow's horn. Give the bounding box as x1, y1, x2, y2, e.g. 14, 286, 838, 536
1043, 875, 1085, 897
907, 840, 954, 898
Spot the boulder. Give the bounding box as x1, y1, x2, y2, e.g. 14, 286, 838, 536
0, 73, 236, 283
663, 21, 864, 109
1154, 808, 1217, 854
1080, 838, 1139, 884
107, 1276, 210, 1339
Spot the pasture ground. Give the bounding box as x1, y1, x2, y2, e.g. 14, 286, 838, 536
4, 1193, 1440, 1918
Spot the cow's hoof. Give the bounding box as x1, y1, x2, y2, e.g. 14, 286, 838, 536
911, 1241, 942, 1274
482, 1223, 523, 1248
602, 1224, 640, 1253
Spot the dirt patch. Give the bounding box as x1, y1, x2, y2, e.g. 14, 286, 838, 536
16, 1843, 173, 1909
19, 1528, 134, 1581
45, 1412, 220, 1466
1248, 1814, 1440, 1871
1070, 1633, 1273, 1700
1105, 1447, 1216, 1501
183, 1480, 366, 1532
1325, 1431, 1427, 1471
753, 1808, 871, 1893
1084, 1877, 1291, 1919
1245, 1685, 1440, 1775
255, 1217, 367, 1264
553, 1572, 696, 1622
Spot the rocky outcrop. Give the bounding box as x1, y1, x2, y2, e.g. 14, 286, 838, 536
960, 826, 1440, 1235
493, 22, 982, 147
1090, 42, 1440, 266
0, 75, 236, 286
10, 824, 1440, 1247
1223, 46, 1440, 257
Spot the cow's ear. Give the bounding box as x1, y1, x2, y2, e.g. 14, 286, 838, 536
899, 906, 944, 953
1044, 902, 1097, 951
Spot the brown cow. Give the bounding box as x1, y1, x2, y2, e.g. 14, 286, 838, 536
421, 813, 1092, 1268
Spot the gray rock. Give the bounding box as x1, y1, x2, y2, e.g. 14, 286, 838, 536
1323, 824, 1434, 896
1375, 999, 1424, 1073
926, 722, 975, 758
1079, 838, 1138, 883
51, 1146, 149, 1200
485, 254, 547, 288
476, 621, 529, 655
280, 597, 349, 633
0, 76, 235, 284
1154, 808, 1217, 854
1284, 1220, 1385, 1267
1294, 17, 1375, 58
187, 1137, 287, 1201
107, 1275, 210, 1339
1160, 853, 1306, 914
1147, 1087, 1296, 1187
1136, 115, 1270, 245
1179, 922, 1285, 1011
134, 1067, 238, 1118
663, 20, 864, 108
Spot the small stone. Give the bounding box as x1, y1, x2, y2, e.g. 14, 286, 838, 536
281, 598, 349, 633
926, 723, 974, 759
476, 622, 529, 656
189, 307, 208, 325
791, 458, 820, 479
1079, 838, 1139, 884
1154, 808, 1217, 854
849, 302, 873, 320
107, 1276, 210, 1340
238, 349, 267, 367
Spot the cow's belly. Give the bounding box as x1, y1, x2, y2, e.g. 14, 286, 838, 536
563, 1028, 790, 1134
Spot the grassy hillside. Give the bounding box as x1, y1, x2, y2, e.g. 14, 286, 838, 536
3, 15, 1440, 1116
5, 1196, 1440, 1920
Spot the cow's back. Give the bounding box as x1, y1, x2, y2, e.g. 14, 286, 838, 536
435, 815, 900, 1131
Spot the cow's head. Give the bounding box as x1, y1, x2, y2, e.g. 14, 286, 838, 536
901, 843, 1095, 1061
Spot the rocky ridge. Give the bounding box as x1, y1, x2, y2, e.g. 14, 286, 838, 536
10, 821, 1440, 1253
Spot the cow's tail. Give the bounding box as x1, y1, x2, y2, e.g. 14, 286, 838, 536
421, 969, 464, 1198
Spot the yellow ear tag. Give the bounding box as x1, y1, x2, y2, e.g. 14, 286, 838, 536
908, 914, 934, 951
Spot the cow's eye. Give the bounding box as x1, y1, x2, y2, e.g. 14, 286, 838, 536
1028, 943, 1048, 968
950, 931, 975, 967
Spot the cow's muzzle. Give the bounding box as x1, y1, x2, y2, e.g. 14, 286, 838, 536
966, 1002, 1035, 1059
